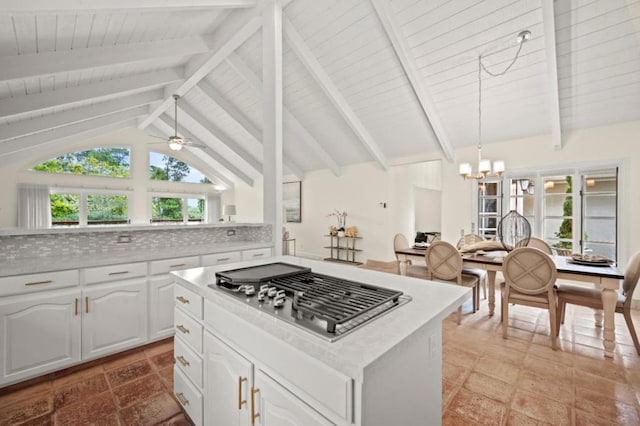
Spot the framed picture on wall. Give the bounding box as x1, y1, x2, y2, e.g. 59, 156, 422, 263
283, 181, 301, 223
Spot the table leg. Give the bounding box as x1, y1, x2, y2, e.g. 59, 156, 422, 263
487, 271, 497, 317
399, 259, 408, 276
601, 286, 617, 358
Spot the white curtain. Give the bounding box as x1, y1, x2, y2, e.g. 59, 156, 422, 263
207, 194, 221, 223
18, 184, 51, 229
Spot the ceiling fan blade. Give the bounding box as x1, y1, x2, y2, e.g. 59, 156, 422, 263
149, 134, 167, 140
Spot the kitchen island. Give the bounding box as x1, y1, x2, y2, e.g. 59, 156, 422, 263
171, 256, 470, 426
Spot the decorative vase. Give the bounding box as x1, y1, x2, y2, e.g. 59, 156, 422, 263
337, 231, 345, 237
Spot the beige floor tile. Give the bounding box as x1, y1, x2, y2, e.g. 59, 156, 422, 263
443, 361, 471, 386
574, 371, 637, 405
517, 369, 574, 405
463, 371, 514, 404
474, 356, 522, 384
510, 389, 572, 426
447, 387, 507, 425
575, 386, 640, 424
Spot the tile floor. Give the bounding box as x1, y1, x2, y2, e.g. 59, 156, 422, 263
0, 338, 190, 425
2, 301, 640, 425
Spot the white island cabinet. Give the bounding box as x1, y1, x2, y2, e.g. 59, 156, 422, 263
171, 256, 470, 426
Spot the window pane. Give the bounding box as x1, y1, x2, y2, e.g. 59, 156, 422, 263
584, 218, 615, 244
151, 197, 183, 223
149, 152, 209, 183
584, 194, 616, 217
187, 198, 205, 222
51, 194, 79, 226
33, 148, 130, 178
87, 195, 128, 225
584, 242, 616, 261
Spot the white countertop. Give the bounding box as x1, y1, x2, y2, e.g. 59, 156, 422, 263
171, 256, 470, 380
0, 242, 272, 277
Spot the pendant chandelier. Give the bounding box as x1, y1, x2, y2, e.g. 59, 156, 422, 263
459, 30, 532, 180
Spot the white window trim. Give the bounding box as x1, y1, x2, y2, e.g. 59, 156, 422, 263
148, 192, 207, 225
49, 187, 133, 227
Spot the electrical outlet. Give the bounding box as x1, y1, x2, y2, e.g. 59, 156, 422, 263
226, 229, 236, 236
117, 234, 131, 244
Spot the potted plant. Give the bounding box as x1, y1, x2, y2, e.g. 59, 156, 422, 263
327, 210, 347, 236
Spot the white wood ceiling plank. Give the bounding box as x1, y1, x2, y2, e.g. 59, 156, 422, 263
115, 13, 139, 44
6, 80, 26, 97
35, 15, 57, 53
0, 68, 181, 119
558, 58, 640, 89
284, 16, 389, 170
556, 32, 637, 66
71, 14, 93, 49
101, 13, 126, 46
55, 14, 76, 51
24, 78, 40, 96
0, 36, 208, 82
560, 78, 640, 103
391, 0, 450, 26
0, 90, 163, 142
285, 0, 341, 23
0, 16, 18, 55
12, 15, 37, 54
0, 1, 258, 12
400, 0, 482, 40
86, 13, 111, 47
555, 6, 640, 44
139, 13, 172, 42
287, 0, 360, 43
0, 106, 146, 158
38, 75, 56, 93
299, 1, 371, 52
556, 19, 640, 57
553, 0, 600, 16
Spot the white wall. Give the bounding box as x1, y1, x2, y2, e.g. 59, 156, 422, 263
442, 121, 640, 266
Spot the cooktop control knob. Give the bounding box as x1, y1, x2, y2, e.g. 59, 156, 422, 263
260, 284, 269, 292
244, 285, 255, 296
273, 290, 286, 308
257, 289, 267, 302
267, 287, 278, 298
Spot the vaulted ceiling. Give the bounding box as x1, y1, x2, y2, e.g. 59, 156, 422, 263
1, 0, 638, 188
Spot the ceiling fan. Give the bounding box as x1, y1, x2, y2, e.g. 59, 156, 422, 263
151, 94, 206, 151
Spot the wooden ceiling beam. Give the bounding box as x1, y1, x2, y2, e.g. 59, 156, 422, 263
0, 0, 257, 12
155, 114, 255, 187
0, 69, 182, 120
0, 107, 146, 159
283, 16, 389, 170
0, 90, 163, 143
226, 52, 341, 176
0, 38, 207, 82
195, 82, 304, 179
370, 0, 454, 161
542, 0, 563, 150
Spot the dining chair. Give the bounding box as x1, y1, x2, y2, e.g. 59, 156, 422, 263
501, 247, 558, 349
425, 241, 480, 324
358, 259, 400, 275
456, 234, 488, 300
517, 236, 553, 254
556, 251, 640, 355
394, 233, 429, 279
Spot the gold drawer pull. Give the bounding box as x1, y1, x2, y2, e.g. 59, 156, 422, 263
176, 356, 190, 367
238, 376, 247, 409
176, 325, 190, 334
218, 257, 230, 262
74, 298, 78, 316
176, 392, 189, 406
170, 263, 186, 268
253, 253, 264, 257
25, 280, 53, 286
251, 387, 260, 425
108, 271, 129, 276
85, 296, 89, 313
176, 296, 190, 304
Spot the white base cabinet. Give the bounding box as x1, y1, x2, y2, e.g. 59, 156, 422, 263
148, 276, 175, 341
0, 288, 81, 386
81, 279, 147, 360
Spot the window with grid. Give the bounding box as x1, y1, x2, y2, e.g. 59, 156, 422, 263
477, 180, 502, 239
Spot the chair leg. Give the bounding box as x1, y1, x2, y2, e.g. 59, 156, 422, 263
482, 277, 487, 300
502, 293, 508, 339
623, 309, 640, 356
549, 304, 558, 350
555, 299, 564, 337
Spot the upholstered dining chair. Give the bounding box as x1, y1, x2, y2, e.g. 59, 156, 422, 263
456, 234, 488, 300
556, 251, 640, 355
393, 233, 429, 279
517, 236, 553, 254
501, 247, 558, 349
425, 241, 480, 324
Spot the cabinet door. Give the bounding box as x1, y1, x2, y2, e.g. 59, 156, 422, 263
0, 288, 81, 386
254, 370, 333, 426
149, 276, 175, 341
204, 332, 253, 426
82, 279, 147, 360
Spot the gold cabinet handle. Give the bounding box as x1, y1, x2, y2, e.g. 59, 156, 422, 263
175, 392, 189, 406
218, 257, 230, 262
108, 271, 129, 276
25, 280, 53, 286
85, 296, 89, 313
175, 296, 190, 304
176, 325, 190, 334
253, 253, 264, 257
251, 387, 260, 425
176, 356, 190, 367
74, 298, 78, 316
170, 263, 186, 268
238, 376, 247, 410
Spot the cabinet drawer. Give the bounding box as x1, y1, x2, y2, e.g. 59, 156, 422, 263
174, 307, 203, 353
174, 367, 203, 426
84, 262, 147, 285
174, 285, 203, 319
241, 248, 272, 261
150, 257, 200, 276
0, 270, 79, 297
200, 251, 241, 267
174, 336, 203, 388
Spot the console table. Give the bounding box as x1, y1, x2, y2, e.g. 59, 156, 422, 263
324, 235, 362, 265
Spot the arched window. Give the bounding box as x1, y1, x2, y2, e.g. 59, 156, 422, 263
149, 152, 211, 183
32, 147, 130, 178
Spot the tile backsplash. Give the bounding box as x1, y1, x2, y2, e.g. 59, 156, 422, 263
0, 226, 272, 260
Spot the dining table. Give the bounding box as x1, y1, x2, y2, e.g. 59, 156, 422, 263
395, 247, 625, 358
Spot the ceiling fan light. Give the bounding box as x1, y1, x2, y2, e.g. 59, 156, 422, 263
169, 141, 183, 151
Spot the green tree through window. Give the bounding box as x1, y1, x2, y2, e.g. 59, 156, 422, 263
33, 148, 130, 177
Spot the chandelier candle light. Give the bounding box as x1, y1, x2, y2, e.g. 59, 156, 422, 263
459, 30, 532, 181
